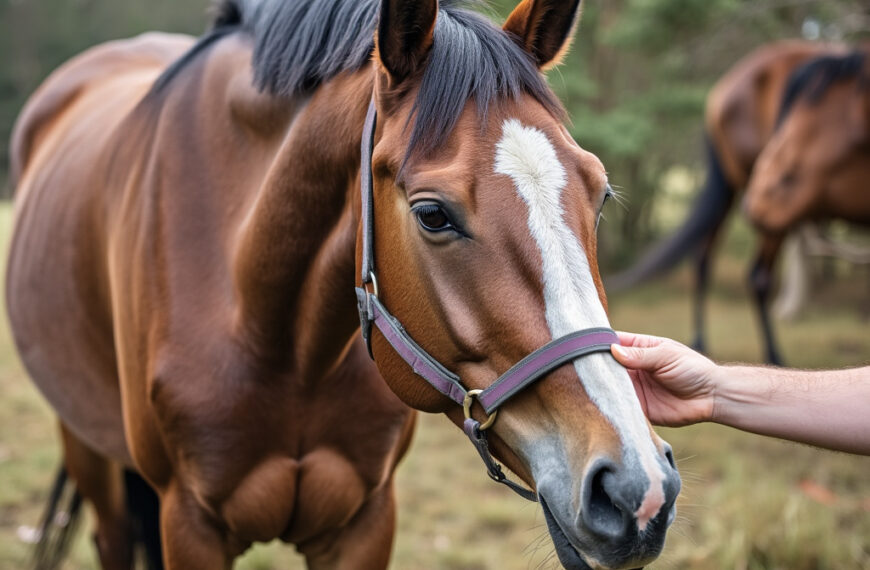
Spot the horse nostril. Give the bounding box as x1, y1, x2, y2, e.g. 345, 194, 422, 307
582, 463, 630, 539
661, 444, 682, 498
582, 455, 681, 541
663, 444, 676, 470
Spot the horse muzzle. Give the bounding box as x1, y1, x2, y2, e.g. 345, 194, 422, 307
539, 454, 681, 570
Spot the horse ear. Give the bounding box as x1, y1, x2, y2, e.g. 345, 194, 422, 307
376, 0, 438, 82
503, 0, 582, 69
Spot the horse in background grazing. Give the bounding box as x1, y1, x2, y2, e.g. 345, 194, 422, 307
608, 40, 849, 364
745, 47, 870, 234
7, 0, 680, 568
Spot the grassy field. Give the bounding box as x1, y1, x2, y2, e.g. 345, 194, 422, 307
0, 203, 867, 570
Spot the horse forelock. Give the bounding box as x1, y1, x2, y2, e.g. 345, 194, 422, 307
235, 0, 563, 162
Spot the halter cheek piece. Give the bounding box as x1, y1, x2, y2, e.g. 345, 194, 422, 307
354, 99, 619, 502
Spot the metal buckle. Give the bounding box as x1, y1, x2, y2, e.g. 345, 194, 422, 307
364, 271, 379, 298
463, 389, 497, 430
358, 272, 380, 359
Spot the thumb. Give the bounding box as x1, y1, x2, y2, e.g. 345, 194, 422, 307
611, 343, 661, 370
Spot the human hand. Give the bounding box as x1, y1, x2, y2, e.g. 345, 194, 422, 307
611, 332, 718, 427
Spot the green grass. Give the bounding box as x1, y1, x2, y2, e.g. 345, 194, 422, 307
0, 201, 867, 569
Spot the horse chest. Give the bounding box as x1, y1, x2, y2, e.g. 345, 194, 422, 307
217, 448, 369, 545
149, 346, 412, 545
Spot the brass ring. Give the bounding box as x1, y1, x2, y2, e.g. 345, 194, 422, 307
463, 389, 498, 430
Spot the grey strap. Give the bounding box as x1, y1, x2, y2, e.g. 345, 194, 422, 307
464, 418, 538, 502
359, 99, 377, 284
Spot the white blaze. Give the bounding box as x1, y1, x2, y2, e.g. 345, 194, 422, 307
494, 119, 665, 531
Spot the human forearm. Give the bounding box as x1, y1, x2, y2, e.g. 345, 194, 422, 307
710, 365, 870, 455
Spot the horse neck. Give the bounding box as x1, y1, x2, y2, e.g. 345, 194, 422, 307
233, 72, 373, 377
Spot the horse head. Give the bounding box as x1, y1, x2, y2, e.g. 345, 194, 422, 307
358, 1, 681, 568
746, 51, 870, 233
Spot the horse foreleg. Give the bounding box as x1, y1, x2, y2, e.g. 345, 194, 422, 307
772, 230, 809, 321
749, 234, 785, 365
691, 235, 717, 354
301, 483, 397, 570
159, 484, 235, 570
59, 424, 134, 570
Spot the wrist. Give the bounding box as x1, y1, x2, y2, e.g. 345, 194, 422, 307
709, 365, 761, 425
707, 363, 730, 423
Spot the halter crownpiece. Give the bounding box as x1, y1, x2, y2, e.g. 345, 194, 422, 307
354, 98, 619, 501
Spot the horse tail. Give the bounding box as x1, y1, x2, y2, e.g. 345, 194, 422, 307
124, 469, 164, 570
606, 135, 735, 290
29, 465, 163, 570
30, 466, 83, 570
124, 469, 163, 570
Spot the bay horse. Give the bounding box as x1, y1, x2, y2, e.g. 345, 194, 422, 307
608, 40, 849, 364
745, 47, 870, 234
7, 0, 681, 569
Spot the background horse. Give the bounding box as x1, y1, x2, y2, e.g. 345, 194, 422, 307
7, 0, 679, 568
746, 46, 870, 234
608, 40, 849, 364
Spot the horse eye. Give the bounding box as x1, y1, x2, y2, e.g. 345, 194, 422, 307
595, 191, 612, 231
413, 203, 454, 232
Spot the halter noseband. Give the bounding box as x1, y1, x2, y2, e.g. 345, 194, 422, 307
354, 99, 619, 502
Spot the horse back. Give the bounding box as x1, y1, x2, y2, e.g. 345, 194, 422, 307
6, 32, 194, 463
10, 32, 194, 190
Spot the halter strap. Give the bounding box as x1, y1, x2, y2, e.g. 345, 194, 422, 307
357, 289, 617, 413
354, 97, 619, 501
360, 99, 378, 285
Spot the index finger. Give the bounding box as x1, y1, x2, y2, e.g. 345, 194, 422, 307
616, 331, 666, 349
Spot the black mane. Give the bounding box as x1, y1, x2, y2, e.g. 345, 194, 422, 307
777, 50, 867, 126
165, 0, 563, 159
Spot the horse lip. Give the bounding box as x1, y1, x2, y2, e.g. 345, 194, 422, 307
539, 495, 593, 570
539, 495, 651, 570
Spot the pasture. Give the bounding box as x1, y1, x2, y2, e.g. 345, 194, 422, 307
0, 201, 866, 569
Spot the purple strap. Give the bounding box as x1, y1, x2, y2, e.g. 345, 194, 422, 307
478, 329, 618, 414
367, 294, 466, 405
357, 286, 618, 412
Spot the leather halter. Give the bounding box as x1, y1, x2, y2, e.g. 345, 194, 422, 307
354, 99, 619, 502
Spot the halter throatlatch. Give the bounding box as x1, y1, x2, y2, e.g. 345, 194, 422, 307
354, 99, 619, 501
